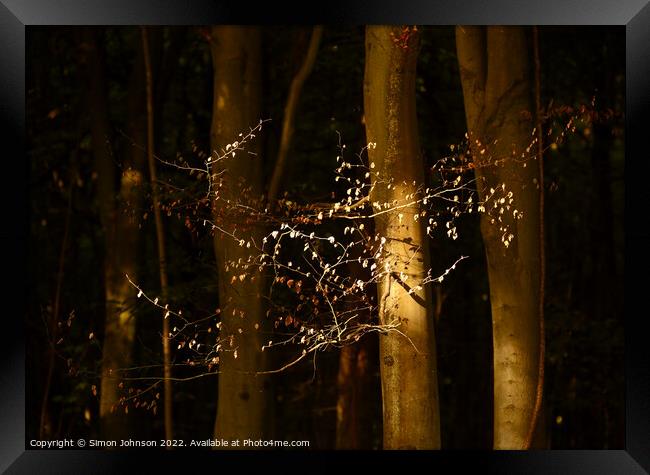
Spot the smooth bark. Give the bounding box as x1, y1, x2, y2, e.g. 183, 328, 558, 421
209, 26, 272, 444
364, 25, 441, 449
456, 26, 542, 449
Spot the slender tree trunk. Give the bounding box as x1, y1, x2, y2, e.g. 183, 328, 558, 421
209, 26, 272, 444
456, 26, 542, 449
364, 25, 441, 449
39, 166, 74, 439
142, 26, 174, 443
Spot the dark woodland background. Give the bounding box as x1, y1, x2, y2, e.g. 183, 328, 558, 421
27, 26, 624, 449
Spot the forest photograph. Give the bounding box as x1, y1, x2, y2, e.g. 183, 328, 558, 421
26, 25, 624, 450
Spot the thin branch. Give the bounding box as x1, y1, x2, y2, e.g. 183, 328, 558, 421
267, 26, 324, 205
39, 171, 74, 439
142, 26, 174, 442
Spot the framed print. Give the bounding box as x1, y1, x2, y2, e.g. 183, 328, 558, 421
2, 0, 649, 473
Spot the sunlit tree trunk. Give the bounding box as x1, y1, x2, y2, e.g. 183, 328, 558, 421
83, 29, 146, 439
209, 26, 272, 444
364, 25, 441, 449
456, 26, 543, 449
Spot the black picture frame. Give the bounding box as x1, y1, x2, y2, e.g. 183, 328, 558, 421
3, 0, 648, 473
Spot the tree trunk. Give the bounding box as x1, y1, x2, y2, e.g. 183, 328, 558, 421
83, 29, 146, 439
209, 26, 272, 444
335, 337, 377, 449
364, 25, 441, 450
456, 26, 542, 449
